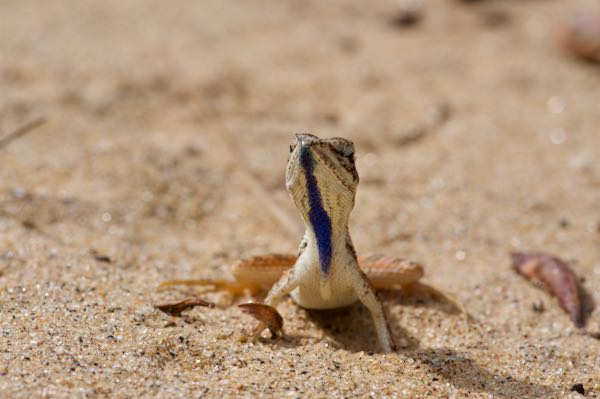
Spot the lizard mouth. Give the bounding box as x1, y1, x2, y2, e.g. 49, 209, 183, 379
285, 134, 315, 189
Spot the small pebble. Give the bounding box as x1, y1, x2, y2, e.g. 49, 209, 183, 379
547, 96, 566, 114
532, 301, 545, 313
570, 383, 585, 395
11, 187, 29, 199
558, 218, 570, 229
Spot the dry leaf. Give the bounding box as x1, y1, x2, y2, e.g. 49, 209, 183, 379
154, 298, 215, 317
511, 252, 583, 328
238, 303, 283, 337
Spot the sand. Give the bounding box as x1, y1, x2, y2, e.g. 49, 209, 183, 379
1, 0, 599, 397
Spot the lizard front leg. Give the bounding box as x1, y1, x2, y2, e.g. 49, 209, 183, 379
352, 269, 396, 353
246, 266, 300, 338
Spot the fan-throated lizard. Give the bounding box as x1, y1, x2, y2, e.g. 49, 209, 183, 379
163, 133, 425, 353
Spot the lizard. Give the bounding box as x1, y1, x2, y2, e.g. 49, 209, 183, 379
162, 133, 425, 353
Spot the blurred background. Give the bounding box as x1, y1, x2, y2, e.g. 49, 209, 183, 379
2, 0, 599, 266
1, 0, 599, 397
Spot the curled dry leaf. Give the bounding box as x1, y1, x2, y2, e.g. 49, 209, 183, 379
154, 297, 215, 317
511, 252, 583, 328
558, 12, 600, 64
238, 302, 283, 338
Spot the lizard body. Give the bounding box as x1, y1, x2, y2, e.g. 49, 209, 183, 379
162, 133, 425, 353
257, 134, 398, 352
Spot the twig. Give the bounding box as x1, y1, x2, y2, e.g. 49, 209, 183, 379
0, 117, 47, 150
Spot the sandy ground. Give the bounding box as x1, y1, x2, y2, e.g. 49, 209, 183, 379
1, 0, 600, 397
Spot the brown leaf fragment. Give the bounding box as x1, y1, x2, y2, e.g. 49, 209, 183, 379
154, 298, 215, 317
558, 12, 600, 64
511, 252, 584, 328
238, 303, 283, 338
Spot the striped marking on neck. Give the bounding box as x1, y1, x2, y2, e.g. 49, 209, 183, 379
299, 146, 333, 276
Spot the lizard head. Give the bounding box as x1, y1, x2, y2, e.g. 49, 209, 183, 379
285, 133, 359, 229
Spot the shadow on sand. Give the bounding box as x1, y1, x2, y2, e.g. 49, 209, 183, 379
286, 287, 560, 398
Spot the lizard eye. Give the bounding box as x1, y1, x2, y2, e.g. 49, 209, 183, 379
330, 138, 354, 159
341, 142, 354, 158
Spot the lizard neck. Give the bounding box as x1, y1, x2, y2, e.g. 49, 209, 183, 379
285, 134, 360, 302
302, 223, 353, 301
297, 146, 354, 277
302, 223, 354, 270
